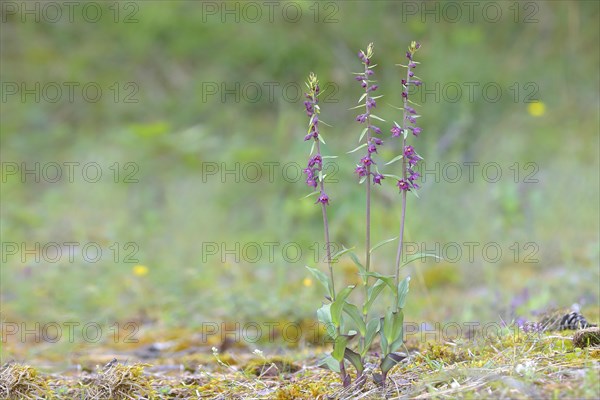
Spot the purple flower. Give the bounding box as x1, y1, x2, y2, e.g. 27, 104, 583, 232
355, 75, 365, 81
308, 154, 322, 168
401, 79, 407, 86
365, 69, 374, 76
406, 51, 412, 60
368, 144, 377, 154
402, 92, 408, 98
373, 173, 384, 185
306, 177, 317, 188
368, 85, 378, 92
409, 126, 422, 136
408, 61, 416, 68
405, 106, 417, 114
370, 125, 381, 134
366, 97, 376, 109
304, 101, 313, 116
356, 113, 367, 123
408, 169, 420, 181
408, 71, 414, 77
303, 167, 313, 177
355, 165, 368, 177
404, 145, 415, 157
316, 193, 329, 205
361, 155, 374, 166
412, 80, 422, 86
391, 126, 402, 137
371, 137, 383, 145
407, 115, 417, 124
397, 179, 410, 191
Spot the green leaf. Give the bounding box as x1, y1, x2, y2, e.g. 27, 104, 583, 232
364, 271, 396, 292
382, 174, 403, 180
358, 93, 368, 103
397, 276, 411, 309
400, 253, 441, 268
348, 252, 365, 270
349, 103, 365, 110
332, 335, 349, 362
301, 190, 319, 199
309, 140, 315, 155
305, 266, 333, 297
370, 114, 385, 122
322, 155, 338, 159
379, 316, 389, 355
344, 348, 364, 375
382, 308, 394, 344
331, 285, 356, 326
370, 237, 398, 254
381, 352, 407, 375
318, 134, 326, 144
348, 252, 367, 285
331, 246, 354, 261
358, 127, 368, 143
317, 304, 334, 338
385, 154, 404, 166
347, 143, 368, 154
362, 318, 380, 357
359, 175, 367, 184
318, 355, 341, 373
389, 311, 405, 353
383, 308, 404, 349
364, 279, 386, 314
343, 303, 366, 336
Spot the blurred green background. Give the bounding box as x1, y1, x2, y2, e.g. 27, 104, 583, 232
1, 0, 598, 345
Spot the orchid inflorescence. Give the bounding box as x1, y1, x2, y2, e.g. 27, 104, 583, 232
302, 42, 434, 390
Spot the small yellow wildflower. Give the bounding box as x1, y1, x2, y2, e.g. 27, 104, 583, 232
527, 101, 546, 117
133, 265, 149, 277
303, 277, 313, 287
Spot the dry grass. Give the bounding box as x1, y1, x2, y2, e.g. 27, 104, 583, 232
1, 328, 599, 399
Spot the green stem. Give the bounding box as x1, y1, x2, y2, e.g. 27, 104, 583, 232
361, 60, 373, 353
394, 63, 412, 311
315, 124, 335, 300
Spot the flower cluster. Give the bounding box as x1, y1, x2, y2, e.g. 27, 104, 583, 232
354, 43, 384, 185
395, 41, 423, 192
403, 144, 422, 189
303, 73, 329, 205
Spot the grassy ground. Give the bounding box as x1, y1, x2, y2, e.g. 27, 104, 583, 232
2, 326, 599, 399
